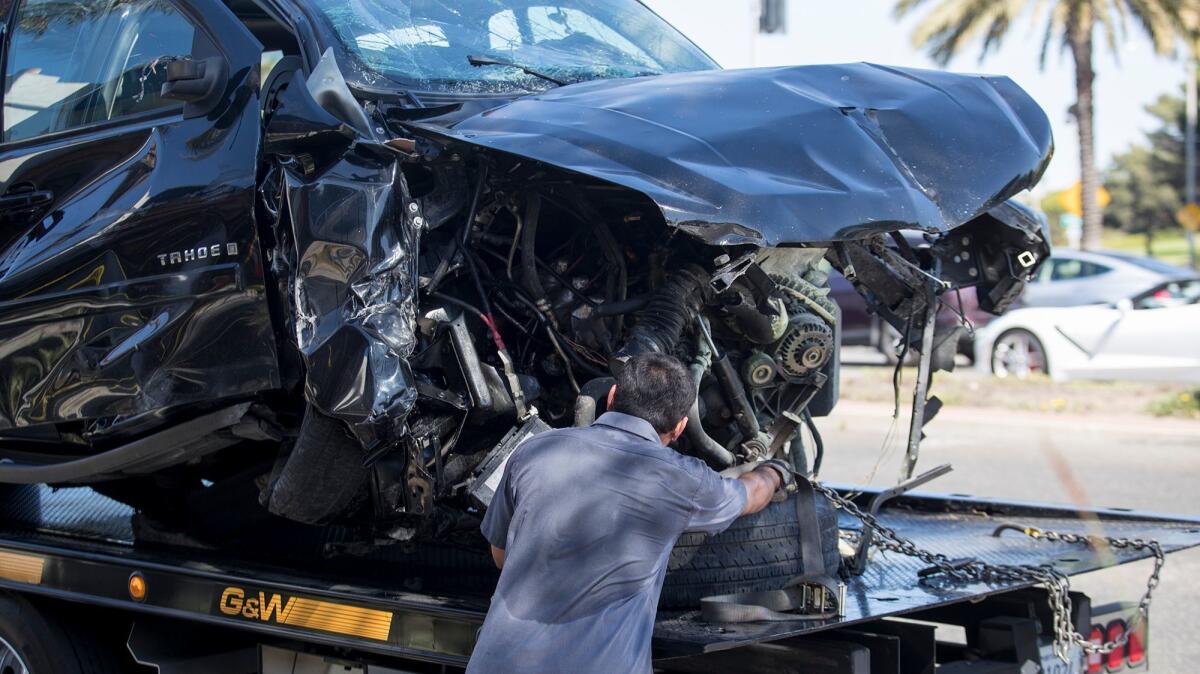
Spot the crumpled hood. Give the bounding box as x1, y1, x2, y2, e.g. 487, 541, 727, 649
409, 62, 1053, 246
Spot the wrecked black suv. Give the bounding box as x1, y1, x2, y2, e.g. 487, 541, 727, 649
0, 0, 1050, 576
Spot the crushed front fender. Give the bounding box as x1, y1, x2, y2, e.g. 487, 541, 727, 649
263, 65, 422, 452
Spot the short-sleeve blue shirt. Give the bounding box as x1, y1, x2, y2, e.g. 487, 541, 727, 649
466, 412, 748, 674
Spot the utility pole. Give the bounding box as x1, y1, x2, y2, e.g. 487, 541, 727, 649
1188, 57, 1198, 269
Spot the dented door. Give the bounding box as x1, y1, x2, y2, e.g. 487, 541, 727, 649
0, 0, 277, 433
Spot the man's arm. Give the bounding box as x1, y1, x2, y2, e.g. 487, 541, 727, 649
687, 460, 785, 534
480, 460, 517, 568
738, 465, 782, 515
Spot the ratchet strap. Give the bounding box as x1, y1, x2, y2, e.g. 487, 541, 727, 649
700, 476, 841, 623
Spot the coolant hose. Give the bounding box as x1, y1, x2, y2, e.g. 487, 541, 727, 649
573, 377, 615, 427
520, 194, 550, 307
687, 402, 735, 469
685, 337, 735, 469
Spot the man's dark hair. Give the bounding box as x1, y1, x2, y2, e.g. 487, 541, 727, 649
611, 353, 697, 435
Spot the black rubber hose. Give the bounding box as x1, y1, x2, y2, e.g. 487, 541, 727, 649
573, 377, 615, 427
459, 163, 493, 318
461, 163, 488, 248
595, 295, 649, 317
684, 341, 735, 469
615, 268, 705, 361
520, 194, 549, 303
428, 291, 482, 318
686, 403, 734, 469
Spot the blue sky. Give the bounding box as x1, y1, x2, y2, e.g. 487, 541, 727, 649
647, 1, 1190, 195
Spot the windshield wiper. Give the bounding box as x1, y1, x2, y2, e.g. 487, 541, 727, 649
467, 55, 566, 87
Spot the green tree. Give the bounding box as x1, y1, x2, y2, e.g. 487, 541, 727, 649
1104, 89, 1194, 254
893, 0, 1192, 251
1105, 146, 1180, 253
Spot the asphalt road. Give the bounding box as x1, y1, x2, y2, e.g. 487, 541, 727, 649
817, 399, 1200, 673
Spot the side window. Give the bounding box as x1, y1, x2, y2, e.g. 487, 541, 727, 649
3, 0, 196, 143
1035, 260, 1054, 283
1049, 259, 1080, 282
1049, 259, 1112, 282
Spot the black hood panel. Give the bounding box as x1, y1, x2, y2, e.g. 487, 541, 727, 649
411, 63, 1052, 246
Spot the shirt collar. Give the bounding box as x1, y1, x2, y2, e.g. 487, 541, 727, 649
593, 411, 662, 444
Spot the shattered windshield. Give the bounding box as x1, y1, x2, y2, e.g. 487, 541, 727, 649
308, 0, 718, 94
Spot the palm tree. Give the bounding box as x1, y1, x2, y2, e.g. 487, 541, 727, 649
894, 0, 1193, 251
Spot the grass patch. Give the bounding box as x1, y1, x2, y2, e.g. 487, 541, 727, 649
1101, 229, 1197, 270
840, 364, 1198, 420
1146, 389, 1200, 420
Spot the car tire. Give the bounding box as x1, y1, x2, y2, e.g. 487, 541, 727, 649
412, 495, 842, 610
990, 328, 1049, 379
266, 406, 370, 525
0, 592, 123, 674
660, 493, 840, 609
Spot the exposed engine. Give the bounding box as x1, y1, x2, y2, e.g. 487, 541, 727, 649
305, 158, 850, 537
255, 102, 1051, 539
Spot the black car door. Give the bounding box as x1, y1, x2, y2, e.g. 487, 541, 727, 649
0, 0, 278, 436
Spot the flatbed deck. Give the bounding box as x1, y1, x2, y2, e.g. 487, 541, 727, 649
0, 485, 1196, 668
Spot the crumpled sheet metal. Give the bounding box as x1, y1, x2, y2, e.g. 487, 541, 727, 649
277, 154, 421, 451
410, 63, 1053, 246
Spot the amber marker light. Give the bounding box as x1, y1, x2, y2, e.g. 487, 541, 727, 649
128, 572, 147, 602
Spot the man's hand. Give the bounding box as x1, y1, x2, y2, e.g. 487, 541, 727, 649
738, 464, 783, 515
490, 545, 506, 569
760, 459, 797, 500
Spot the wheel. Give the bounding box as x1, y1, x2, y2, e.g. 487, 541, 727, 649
265, 406, 370, 525
0, 592, 123, 674
660, 493, 840, 609
990, 328, 1048, 379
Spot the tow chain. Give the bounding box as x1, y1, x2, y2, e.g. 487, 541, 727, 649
808, 481, 1165, 663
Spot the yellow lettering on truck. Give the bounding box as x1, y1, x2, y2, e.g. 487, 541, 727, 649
216, 586, 392, 641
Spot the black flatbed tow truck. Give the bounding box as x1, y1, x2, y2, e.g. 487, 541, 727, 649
0, 482, 1196, 674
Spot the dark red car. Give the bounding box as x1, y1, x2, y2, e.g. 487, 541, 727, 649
829, 269, 1000, 362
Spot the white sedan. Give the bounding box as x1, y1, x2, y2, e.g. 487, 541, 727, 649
974, 278, 1200, 383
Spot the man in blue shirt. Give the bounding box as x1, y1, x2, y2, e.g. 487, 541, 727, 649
467, 353, 791, 674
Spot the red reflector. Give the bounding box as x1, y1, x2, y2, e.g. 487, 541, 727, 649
1087, 626, 1104, 674
1153, 289, 1171, 299
1106, 622, 1126, 671
1127, 626, 1145, 667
